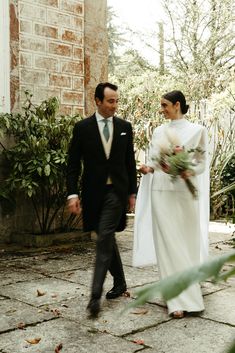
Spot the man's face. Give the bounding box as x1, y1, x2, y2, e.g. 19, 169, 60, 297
96, 87, 119, 118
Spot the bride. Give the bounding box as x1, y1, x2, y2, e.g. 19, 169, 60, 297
133, 90, 210, 318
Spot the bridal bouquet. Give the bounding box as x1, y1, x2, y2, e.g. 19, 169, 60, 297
153, 129, 204, 199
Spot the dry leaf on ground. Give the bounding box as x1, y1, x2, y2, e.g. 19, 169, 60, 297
55, 343, 63, 352
132, 339, 145, 345
17, 322, 25, 330
25, 337, 41, 344
131, 308, 148, 315
123, 291, 130, 297
37, 289, 46, 297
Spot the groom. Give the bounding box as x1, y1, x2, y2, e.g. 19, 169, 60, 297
66, 82, 137, 318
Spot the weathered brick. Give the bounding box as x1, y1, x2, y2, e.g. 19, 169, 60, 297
73, 76, 84, 90
49, 74, 72, 88
20, 52, 32, 67
72, 105, 84, 116
61, 60, 83, 75
48, 42, 72, 57
38, 0, 59, 7
20, 4, 46, 22
73, 47, 83, 60
20, 69, 46, 85
34, 87, 61, 102
20, 36, 46, 52
62, 29, 83, 44
34, 56, 58, 71
70, 16, 83, 31
20, 20, 32, 34
35, 24, 58, 39
18, 0, 58, 5
59, 104, 72, 116
47, 10, 71, 27
60, 0, 83, 16
62, 90, 83, 105
20, 85, 34, 101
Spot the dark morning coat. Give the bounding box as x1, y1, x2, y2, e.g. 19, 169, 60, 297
66, 114, 137, 232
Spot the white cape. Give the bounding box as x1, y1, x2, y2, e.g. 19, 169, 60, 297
133, 122, 209, 267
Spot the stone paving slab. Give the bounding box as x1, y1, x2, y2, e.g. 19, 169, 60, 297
0, 318, 138, 353
0, 222, 234, 353
44, 294, 170, 337
127, 316, 235, 353
201, 281, 231, 296
0, 299, 54, 333
51, 264, 159, 291
0, 278, 86, 307
202, 286, 235, 325
4, 254, 94, 274
0, 268, 45, 286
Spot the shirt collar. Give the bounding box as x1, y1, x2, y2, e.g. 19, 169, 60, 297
96, 111, 113, 123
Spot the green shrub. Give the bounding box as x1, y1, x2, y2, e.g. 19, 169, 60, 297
0, 91, 82, 234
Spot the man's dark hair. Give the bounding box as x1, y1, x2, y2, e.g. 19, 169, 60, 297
95, 82, 118, 102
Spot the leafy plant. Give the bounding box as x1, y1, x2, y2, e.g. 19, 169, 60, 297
124, 250, 235, 352
0, 91, 82, 234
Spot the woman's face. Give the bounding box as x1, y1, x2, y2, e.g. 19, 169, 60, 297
160, 98, 179, 119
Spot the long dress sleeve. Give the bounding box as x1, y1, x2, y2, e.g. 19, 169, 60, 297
190, 127, 207, 176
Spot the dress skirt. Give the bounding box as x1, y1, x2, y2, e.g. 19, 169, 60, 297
151, 189, 205, 315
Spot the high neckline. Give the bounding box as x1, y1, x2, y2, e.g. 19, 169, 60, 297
169, 118, 187, 126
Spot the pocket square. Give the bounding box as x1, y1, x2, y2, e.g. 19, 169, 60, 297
120, 132, 126, 136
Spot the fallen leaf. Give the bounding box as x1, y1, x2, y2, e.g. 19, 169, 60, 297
131, 308, 148, 315
132, 339, 144, 345
17, 322, 25, 330
123, 291, 130, 297
51, 308, 61, 316
25, 337, 41, 345
37, 289, 46, 297
55, 343, 63, 352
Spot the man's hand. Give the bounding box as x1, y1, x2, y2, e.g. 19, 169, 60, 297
67, 197, 81, 215
128, 194, 136, 213
139, 165, 154, 175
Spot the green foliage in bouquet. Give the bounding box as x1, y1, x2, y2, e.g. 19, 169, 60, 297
166, 150, 192, 179
0, 91, 82, 234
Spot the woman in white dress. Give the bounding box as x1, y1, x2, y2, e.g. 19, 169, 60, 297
133, 90, 209, 318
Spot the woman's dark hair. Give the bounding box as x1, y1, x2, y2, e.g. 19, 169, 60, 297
162, 90, 189, 114
95, 82, 118, 102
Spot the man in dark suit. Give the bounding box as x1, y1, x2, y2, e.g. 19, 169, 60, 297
66, 82, 137, 318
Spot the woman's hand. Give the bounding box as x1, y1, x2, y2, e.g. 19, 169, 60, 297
139, 165, 154, 174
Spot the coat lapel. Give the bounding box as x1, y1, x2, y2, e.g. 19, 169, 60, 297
89, 114, 107, 159
110, 117, 122, 157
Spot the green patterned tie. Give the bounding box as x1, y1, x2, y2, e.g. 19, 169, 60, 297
103, 119, 110, 142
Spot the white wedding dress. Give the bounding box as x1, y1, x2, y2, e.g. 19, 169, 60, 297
133, 118, 209, 314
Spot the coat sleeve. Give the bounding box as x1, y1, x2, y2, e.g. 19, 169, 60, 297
126, 122, 137, 195
66, 123, 82, 196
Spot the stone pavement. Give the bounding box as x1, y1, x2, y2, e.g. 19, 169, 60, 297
0, 220, 234, 353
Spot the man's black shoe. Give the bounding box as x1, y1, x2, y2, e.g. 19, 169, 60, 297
106, 284, 127, 299
87, 298, 100, 318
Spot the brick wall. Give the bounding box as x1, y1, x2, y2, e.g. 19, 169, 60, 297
1, 0, 108, 240
9, 0, 108, 117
